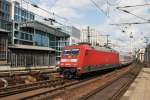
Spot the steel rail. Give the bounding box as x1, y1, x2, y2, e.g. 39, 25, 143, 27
79, 64, 141, 100
0, 79, 65, 97
21, 66, 131, 100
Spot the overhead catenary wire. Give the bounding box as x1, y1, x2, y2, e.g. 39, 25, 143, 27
90, 0, 108, 17
89, 0, 137, 50
110, 21, 150, 25
90, 0, 124, 31
22, 0, 66, 21
117, 3, 150, 9
19, 0, 67, 27
22, 0, 81, 26
108, 2, 150, 26
106, 0, 121, 6
117, 9, 150, 22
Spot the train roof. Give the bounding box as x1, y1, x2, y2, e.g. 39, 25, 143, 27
64, 43, 118, 53
92, 46, 118, 53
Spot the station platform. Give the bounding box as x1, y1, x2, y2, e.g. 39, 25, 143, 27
121, 68, 150, 100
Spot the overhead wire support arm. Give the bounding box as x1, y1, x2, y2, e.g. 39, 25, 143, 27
116, 3, 150, 9
110, 21, 150, 25
90, 0, 108, 16
116, 8, 150, 22
22, 0, 80, 25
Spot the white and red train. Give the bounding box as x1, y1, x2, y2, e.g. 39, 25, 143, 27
59, 43, 133, 78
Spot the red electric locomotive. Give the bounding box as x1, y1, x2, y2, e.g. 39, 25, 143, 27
59, 43, 132, 78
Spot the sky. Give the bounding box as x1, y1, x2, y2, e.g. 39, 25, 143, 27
16, 0, 150, 53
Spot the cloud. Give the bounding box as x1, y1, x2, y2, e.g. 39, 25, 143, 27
92, 0, 150, 52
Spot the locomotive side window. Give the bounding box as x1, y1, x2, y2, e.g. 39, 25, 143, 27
72, 49, 79, 55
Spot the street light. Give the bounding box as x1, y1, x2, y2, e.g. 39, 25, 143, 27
129, 32, 134, 55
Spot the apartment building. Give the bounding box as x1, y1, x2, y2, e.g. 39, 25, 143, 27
81, 28, 106, 46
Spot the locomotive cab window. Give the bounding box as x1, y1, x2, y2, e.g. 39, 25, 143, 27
63, 49, 79, 55
63, 50, 71, 55
72, 49, 79, 55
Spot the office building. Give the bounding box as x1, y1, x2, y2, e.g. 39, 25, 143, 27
0, 0, 70, 69
58, 26, 80, 45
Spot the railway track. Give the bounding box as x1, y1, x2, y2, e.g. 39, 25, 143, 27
0, 66, 120, 100
0, 70, 58, 88
17, 65, 133, 100
0, 69, 57, 78
35, 64, 140, 100
0, 79, 65, 98
0, 63, 140, 100
79, 63, 142, 100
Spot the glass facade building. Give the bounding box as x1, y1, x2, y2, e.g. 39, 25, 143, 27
14, 1, 34, 22
57, 26, 80, 46
0, 0, 11, 65
55, 37, 69, 61
0, 34, 8, 65
34, 31, 49, 47
0, 1, 70, 67
0, 0, 10, 21
13, 1, 35, 45
0, 0, 11, 31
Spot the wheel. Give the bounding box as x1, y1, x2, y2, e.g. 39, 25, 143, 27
63, 70, 73, 79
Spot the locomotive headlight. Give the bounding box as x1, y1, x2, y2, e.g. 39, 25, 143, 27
77, 67, 81, 70
61, 59, 68, 62
71, 59, 78, 62
60, 63, 64, 66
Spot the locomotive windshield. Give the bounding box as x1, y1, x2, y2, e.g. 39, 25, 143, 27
63, 49, 79, 55
63, 50, 71, 55
72, 49, 79, 55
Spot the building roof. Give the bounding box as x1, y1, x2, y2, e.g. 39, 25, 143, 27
19, 21, 70, 37
8, 44, 56, 52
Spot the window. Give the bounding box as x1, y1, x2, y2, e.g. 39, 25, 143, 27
20, 33, 25, 39
30, 14, 34, 20
14, 31, 19, 38
30, 35, 32, 41
2, 2, 4, 11
63, 50, 71, 55
72, 49, 79, 55
63, 49, 80, 55
34, 32, 49, 47
25, 34, 29, 40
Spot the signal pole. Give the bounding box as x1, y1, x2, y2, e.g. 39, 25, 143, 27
106, 35, 110, 47
144, 37, 150, 46
129, 32, 133, 55
87, 26, 90, 43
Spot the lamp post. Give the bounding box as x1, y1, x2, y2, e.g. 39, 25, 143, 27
129, 32, 133, 56
144, 37, 150, 63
